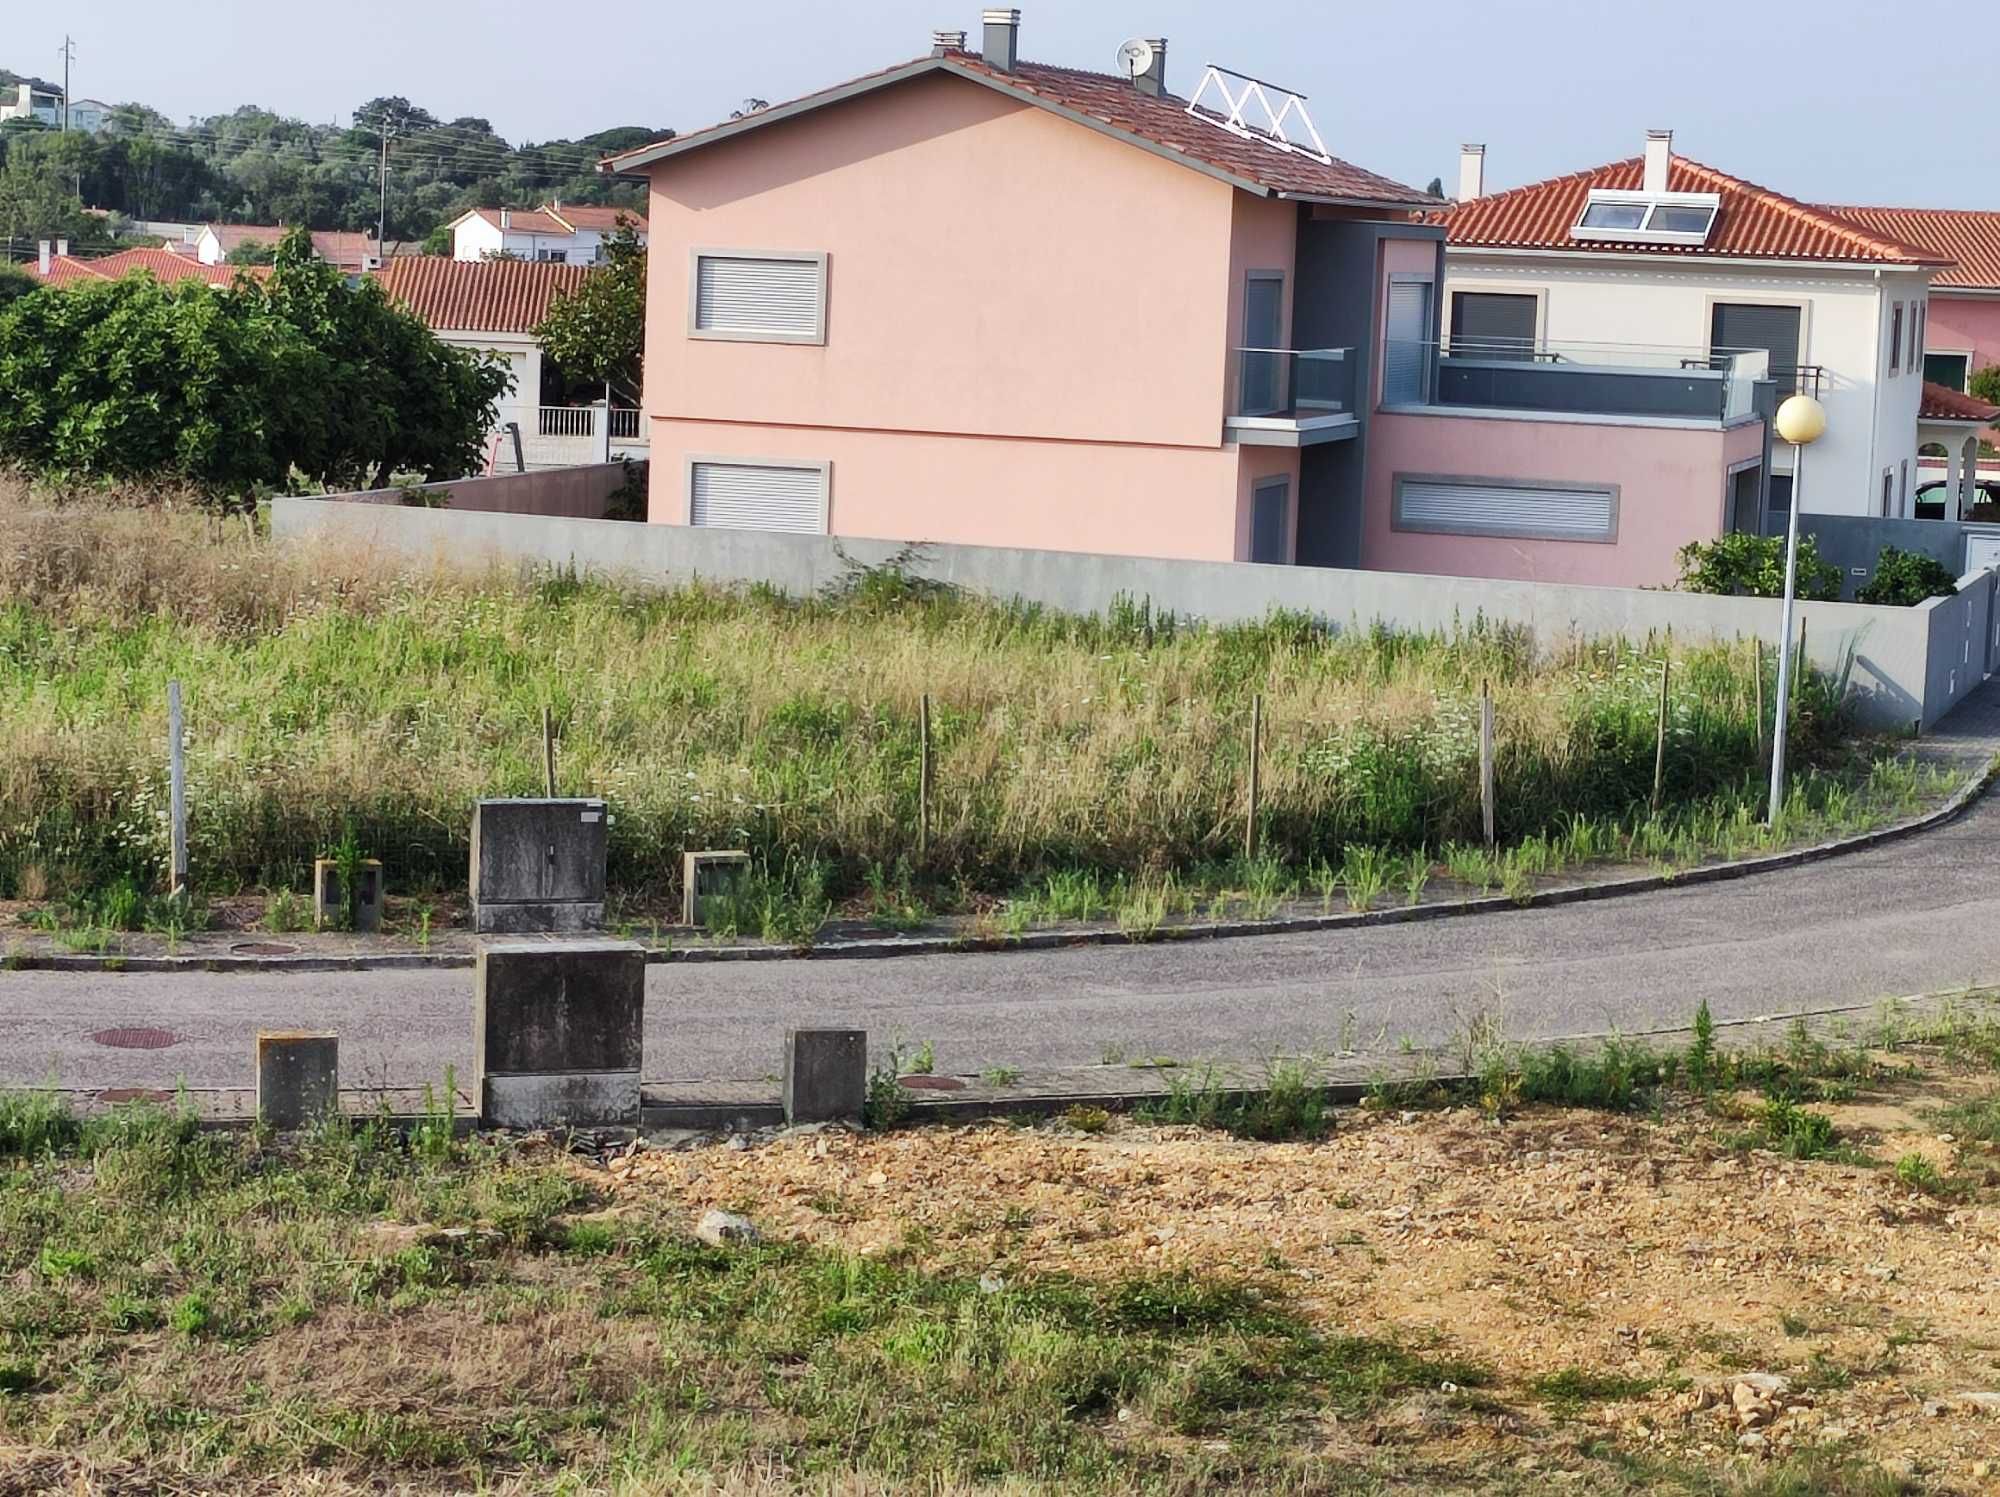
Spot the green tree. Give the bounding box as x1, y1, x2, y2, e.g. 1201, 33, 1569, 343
0, 262, 35, 305
419, 223, 453, 256
1856, 546, 1958, 606
532, 221, 646, 403
1674, 533, 1842, 601
0, 228, 510, 506
1970, 364, 2000, 406
224, 239, 278, 265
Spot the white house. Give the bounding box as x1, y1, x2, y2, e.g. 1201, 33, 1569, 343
1444, 131, 1951, 522
446, 202, 647, 265
0, 84, 109, 133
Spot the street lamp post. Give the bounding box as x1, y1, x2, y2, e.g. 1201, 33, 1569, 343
1767, 393, 1828, 826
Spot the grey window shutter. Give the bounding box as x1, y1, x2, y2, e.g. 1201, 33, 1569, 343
1384, 281, 1432, 404
1709, 303, 1802, 385
1449, 292, 1537, 359
695, 257, 823, 336
1395, 478, 1615, 541
690, 462, 825, 532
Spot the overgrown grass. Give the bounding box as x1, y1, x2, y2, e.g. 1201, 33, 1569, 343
0, 1091, 1489, 1491
0, 495, 1872, 911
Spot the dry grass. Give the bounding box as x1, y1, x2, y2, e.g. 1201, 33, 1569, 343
0, 487, 1856, 909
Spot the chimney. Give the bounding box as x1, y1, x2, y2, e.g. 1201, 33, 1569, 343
931, 28, 967, 55
1644, 129, 1672, 195
55, 238, 68, 258
1458, 144, 1485, 202
1134, 37, 1168, 97
500, 208, 511, 230
981, 8, 1020, 70
38, 240, 50, 275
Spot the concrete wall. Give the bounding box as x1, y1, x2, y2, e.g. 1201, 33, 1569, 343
272, 497, 1969, 733
1444, 251, 1922, 517
1919, 569, 1998, 728
307, 462, 638, 520
1800, 514, 1971, 598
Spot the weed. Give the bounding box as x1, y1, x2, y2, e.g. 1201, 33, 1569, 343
263, 888, 308, 933
979, 1066, 1022, 1088
1757, 1098, 1839, 1160
1062, 1105, 1111, 1134
1686, 998, 1718, 1092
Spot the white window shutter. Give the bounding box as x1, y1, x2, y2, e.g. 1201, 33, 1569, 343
1395, 479, 1615, 541
695, 256, 823, 337
690, 462, 826, 533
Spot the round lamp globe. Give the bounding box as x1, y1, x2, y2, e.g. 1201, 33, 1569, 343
1774, 394, 1827, 447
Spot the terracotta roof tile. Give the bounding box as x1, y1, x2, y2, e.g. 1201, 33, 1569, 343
29, 248, 264, 288
548, 203, 647, 233
471, 208, 569, 235
1821, 206, 2000, 290
1443, 156, 1950, 267
372, 255, 594, 334
1920, 380, 2000, 423
608, 52, 1437, 208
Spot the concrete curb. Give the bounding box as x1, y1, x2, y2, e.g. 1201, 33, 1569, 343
19, 754, 1996, 978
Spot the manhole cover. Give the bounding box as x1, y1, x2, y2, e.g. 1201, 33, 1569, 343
897, 1074, 966, 1092
230, 941, 299, 957
97, 1088, 175, 1105
88, 1027, 182, 1050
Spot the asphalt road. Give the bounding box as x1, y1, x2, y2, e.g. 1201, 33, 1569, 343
6, 789, 1997, 1094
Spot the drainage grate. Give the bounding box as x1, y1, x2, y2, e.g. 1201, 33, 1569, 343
89, 1027, 182, 1050
230, 942, 300, 957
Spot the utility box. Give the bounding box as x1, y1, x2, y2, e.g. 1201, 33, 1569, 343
313, 859, 383, 933
474, 940, 645, 1129
470, 798, 607, 934
682, 850, 752, 927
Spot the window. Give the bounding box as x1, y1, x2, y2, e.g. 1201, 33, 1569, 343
1925, 352, 1971, 391
1889, 303, 1903, 374
1250, 477, 1291, 564
1882, 470, 1895, 517
690, 250, 829, 344
1383, 276, 1433, 405
1449, 291, 1538, 360
1911, 302, 1923, 369
1901, 459, 1910, 512
536, 248, 568, 263
1710, 303, 1802, 391
1570, 189, 1719, 244
1392, 474, 1618, 543
1727, 463, 1764, 536
688, 458, 829, 533
1240, 271, 1286, 415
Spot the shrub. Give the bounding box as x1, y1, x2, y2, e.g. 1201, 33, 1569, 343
1675, 532, 1842, 601
1856, 546, 1958, 607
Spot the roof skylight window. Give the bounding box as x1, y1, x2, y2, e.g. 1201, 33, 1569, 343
1570, 189, 1719, 245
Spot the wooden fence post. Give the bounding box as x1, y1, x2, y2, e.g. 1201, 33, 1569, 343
1244, 693, 1263, 862
918, 693, 932, 862
1479, 680, 1496, 850
1651, 656, 1672, 812
1753, 638, 1765, 759
168, 680, 188, 899
542, 707, 557, 797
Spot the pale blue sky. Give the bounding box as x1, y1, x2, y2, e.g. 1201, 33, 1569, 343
26, 0, 1991, 207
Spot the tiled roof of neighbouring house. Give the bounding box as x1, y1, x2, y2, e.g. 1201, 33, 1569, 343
1820, 205, 2000, 290
201, 224, 384, 269
604, 51, 1438, 209
548, 203, 648, 233
28, 248, 265, 287
1920, 380, 2000, 424
466, 207, 571, 236
1442, 156, 1951, 267
372, 255, 595, 334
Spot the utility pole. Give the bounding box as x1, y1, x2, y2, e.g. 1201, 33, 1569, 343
375, 113, 400, 258
58, 36, 75, 132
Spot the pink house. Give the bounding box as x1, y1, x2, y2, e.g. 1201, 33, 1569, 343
1827, 206, 2000, 392
606, 12, 1773, 587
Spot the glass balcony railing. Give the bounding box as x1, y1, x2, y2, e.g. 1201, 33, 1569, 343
1380, 338, 1816, 423
1231, 346, 1357, 423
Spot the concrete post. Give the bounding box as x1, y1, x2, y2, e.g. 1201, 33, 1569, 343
783, 1029, 867, 1124
591, 399, 612, 464
682, 849, 751, 927
474, 939, 644, 1128
1945, 442, 1964, 520
256, 1032, 338, 1130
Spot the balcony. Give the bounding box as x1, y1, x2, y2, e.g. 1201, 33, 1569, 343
1224, 346, 1358, 447
1384, 338, 1816, 425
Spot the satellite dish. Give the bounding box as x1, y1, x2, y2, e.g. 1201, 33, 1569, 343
1116, 38, 1156, 79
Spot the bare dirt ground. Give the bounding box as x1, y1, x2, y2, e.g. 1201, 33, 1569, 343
609, 1066, 2000, 1492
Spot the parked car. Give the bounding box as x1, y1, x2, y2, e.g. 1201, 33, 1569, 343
1914, 477, 2000, 521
